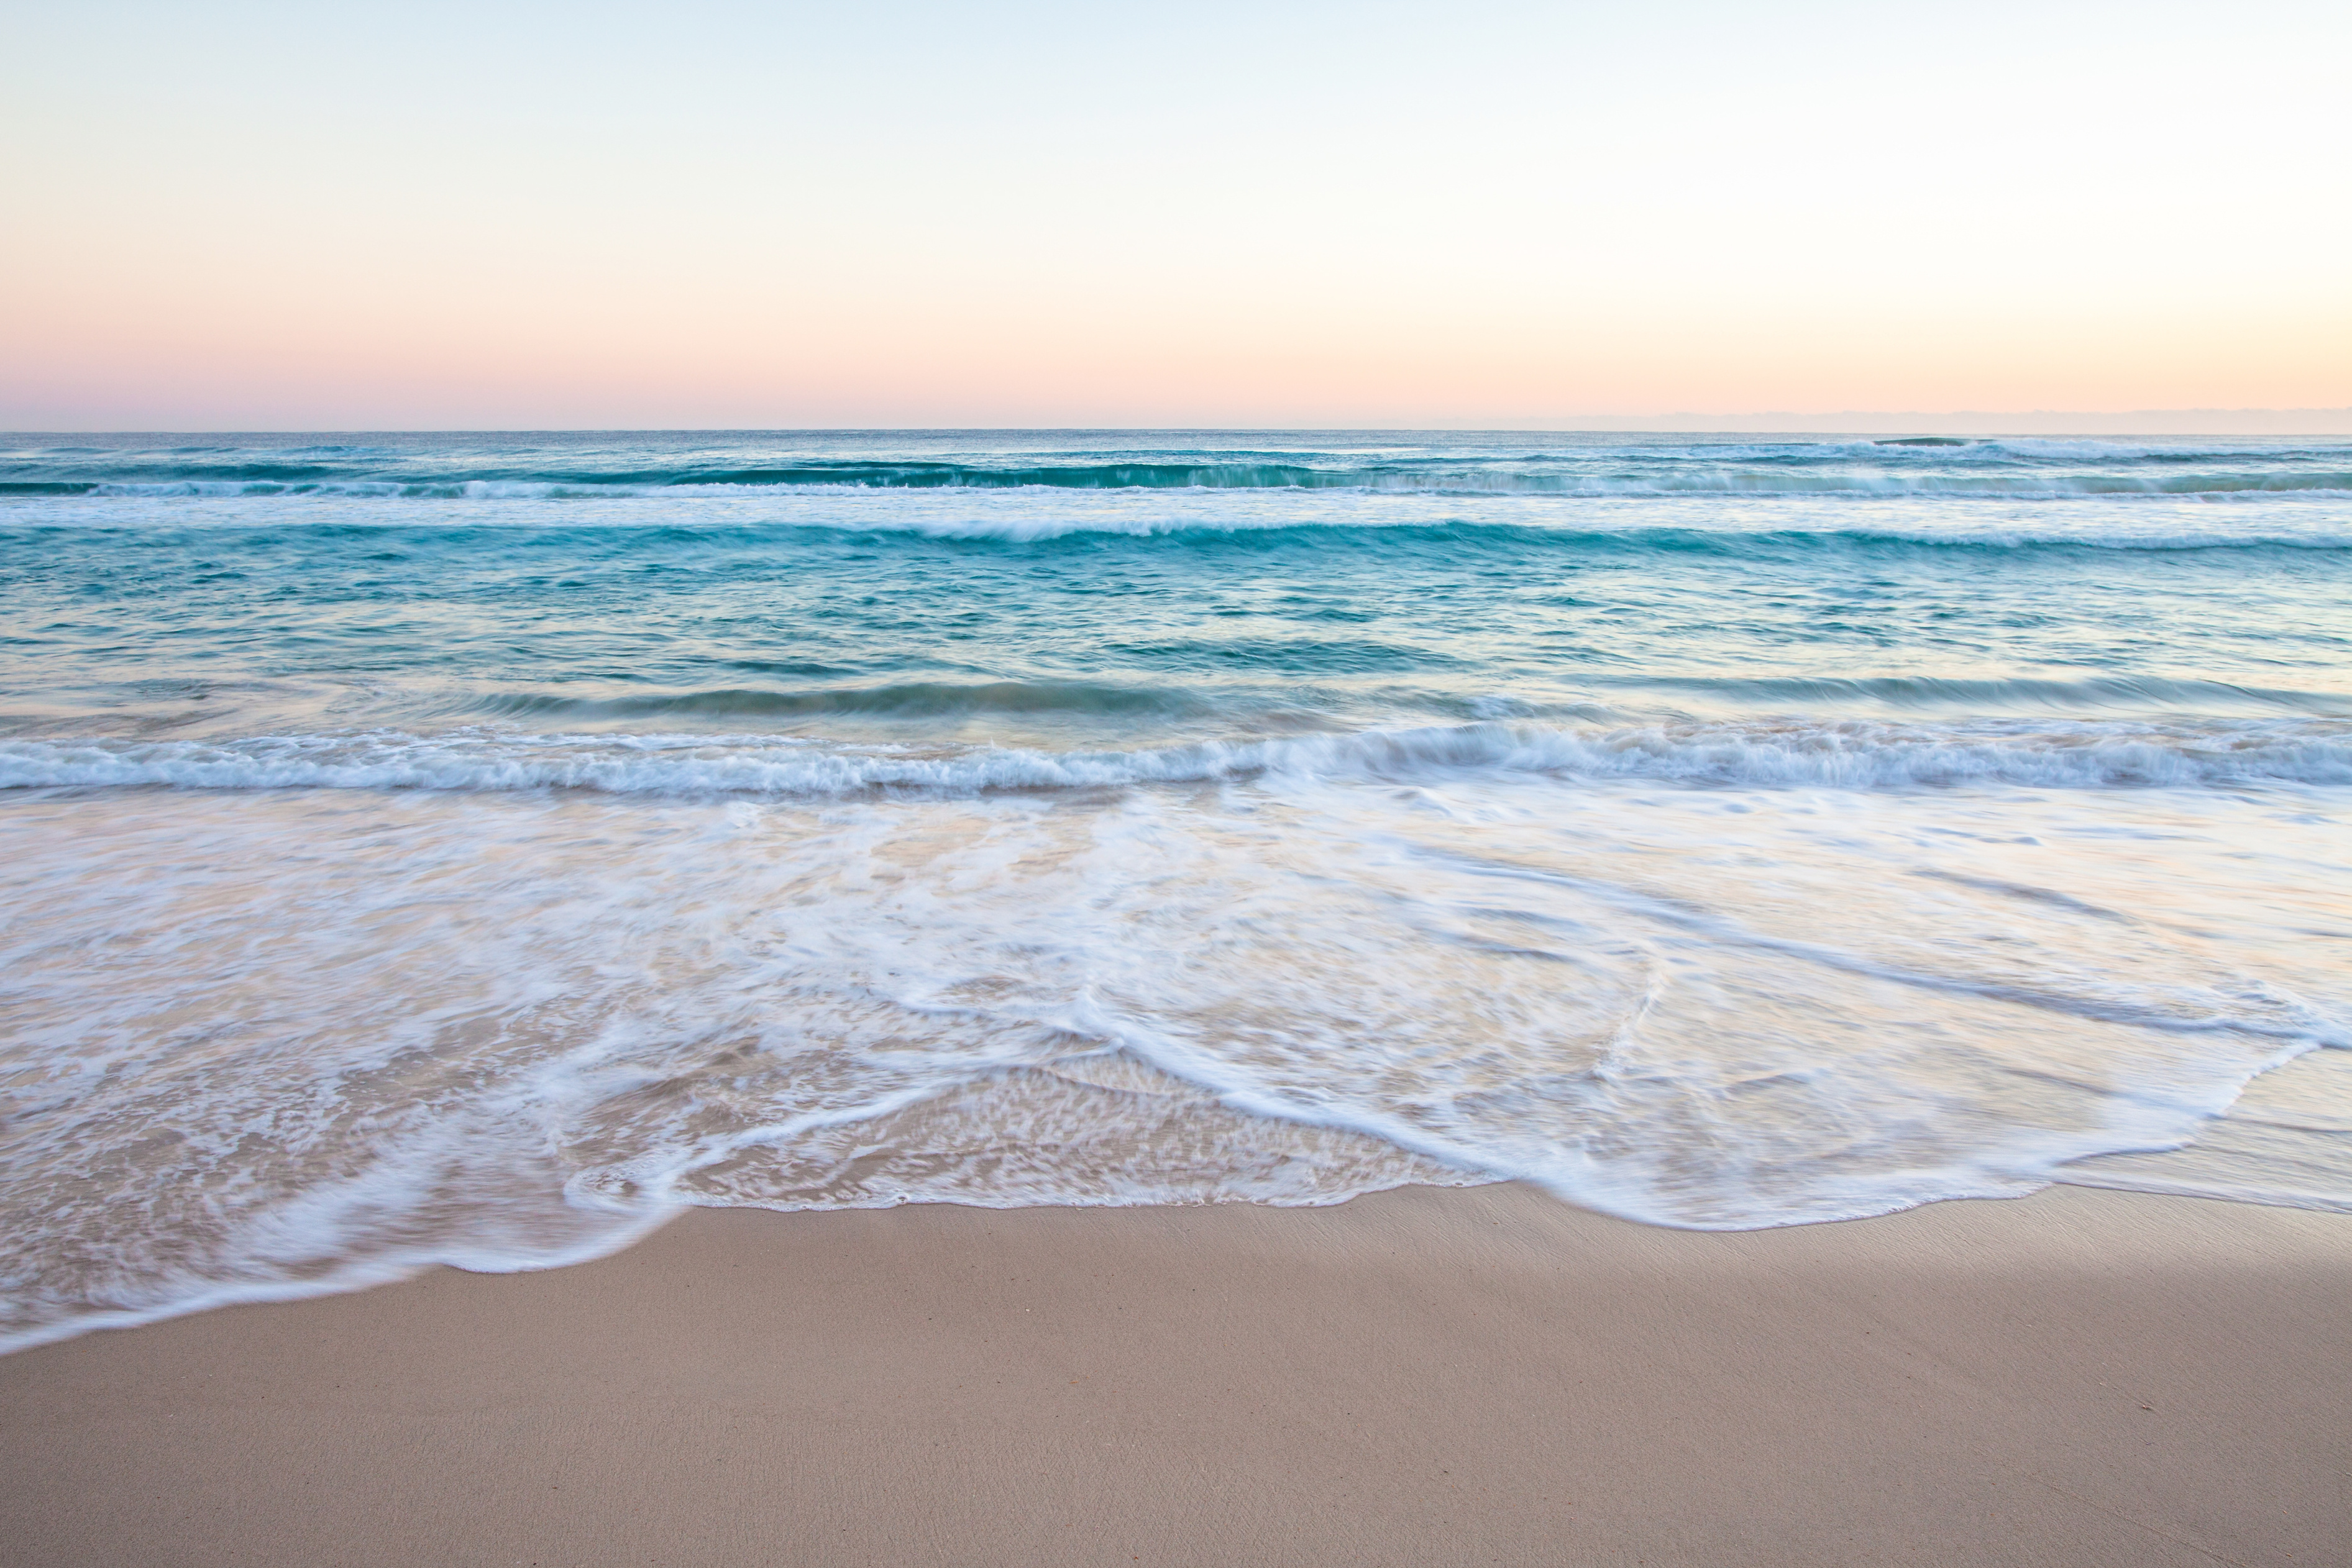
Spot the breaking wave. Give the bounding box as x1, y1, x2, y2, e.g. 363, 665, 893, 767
7, 718, 2350, 798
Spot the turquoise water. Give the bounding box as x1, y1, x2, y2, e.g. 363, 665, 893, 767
4, 431, 2349, 1348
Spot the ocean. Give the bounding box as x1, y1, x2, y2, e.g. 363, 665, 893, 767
3, 429, 2348, 1351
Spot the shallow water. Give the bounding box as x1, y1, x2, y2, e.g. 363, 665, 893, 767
4, 430, 2348, 1349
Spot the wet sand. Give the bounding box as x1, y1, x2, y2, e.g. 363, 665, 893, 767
2, 1183, 2345, 1567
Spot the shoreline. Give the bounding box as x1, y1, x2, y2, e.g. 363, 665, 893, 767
3, 1183, 2346, 1566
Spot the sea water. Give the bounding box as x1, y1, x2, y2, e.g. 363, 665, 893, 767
3, 430, 2348, 1350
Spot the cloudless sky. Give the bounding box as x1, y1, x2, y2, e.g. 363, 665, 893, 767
4, 0, 2346, 428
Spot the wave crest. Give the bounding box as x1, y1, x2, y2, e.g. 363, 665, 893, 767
20, 462, 2352, 501
6, 718, 2348, 798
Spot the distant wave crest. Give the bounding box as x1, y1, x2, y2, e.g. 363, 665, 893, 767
13, 462, 2351, 501
7, 434, 2352, 503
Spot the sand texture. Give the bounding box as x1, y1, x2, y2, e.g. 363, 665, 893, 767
2, 1183, 2346, 1567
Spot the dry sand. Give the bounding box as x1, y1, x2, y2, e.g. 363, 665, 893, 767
2, 1183, 2345, 1567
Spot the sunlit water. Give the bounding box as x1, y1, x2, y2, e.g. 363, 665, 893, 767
4, 430, 2348, 1350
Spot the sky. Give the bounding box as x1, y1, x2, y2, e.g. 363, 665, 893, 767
4, 0, 2348, 430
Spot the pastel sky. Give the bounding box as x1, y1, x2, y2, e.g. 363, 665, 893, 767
5, 0, 2347, 430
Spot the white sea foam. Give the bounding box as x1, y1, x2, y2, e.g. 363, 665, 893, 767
6, 718, 2349, 798
63, 470, 2352, 502
2, 767, 2344, 1352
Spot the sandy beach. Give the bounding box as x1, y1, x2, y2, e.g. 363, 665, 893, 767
2, 1182, 2345, 1567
